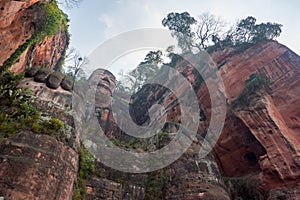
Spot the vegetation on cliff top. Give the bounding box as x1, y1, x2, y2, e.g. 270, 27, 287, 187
115, 14, 281, 96
162, 12, 282, 54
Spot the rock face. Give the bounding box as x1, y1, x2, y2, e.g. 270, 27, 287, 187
0, 0, 68, 73
210, 41, 300, 198
83, 67, 231, 199
91, 40, 299, 199
0, 69, 79, 199
85, 162, 147, 200
164, 152, 230, 200
1, 14, 299, 198
0, 132, 78, 200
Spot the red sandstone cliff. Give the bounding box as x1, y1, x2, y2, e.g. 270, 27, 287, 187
0, 0, 68, 73
210, 41, 300, 199
1, 5, 299, 197
122, 40, 300, 199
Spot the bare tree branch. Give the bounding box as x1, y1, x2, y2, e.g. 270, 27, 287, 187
57, 0, 82, 9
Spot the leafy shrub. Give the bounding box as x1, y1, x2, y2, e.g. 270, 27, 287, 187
0, 72, 66, 141
145, 171, 166, 200
34, 0, 63, 37
0, 72, 40, 140
31, 117, 64, 135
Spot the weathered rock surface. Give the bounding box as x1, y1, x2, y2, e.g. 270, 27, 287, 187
0, 71, 80, 199
164, 151, 230, 200
0, 0, 38, 66
1, 10, 300, 198
210, 41, 300, 197
85, 162, 147, 200
0, 132, 78, 200
101, 40, 300, 198
84, 67, 231, 199
0, 0, 68, 73
86, 177, 145, 200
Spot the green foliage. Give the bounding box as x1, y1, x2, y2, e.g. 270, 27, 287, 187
35, 0, 63, 37
166, 53, 183, 68
231, 74, 269, 109
162, 12, 282, 54
234, 16, 282, 44
73, 147, 95, 200
31, 117, 64, 135
0, 72, 67, 141
56, 13, 70, 71
115, 50, 162, 94
223, 175, 264, 200
232, 42, 255, 54
162, 12, 196, 53
0, 72, 40, 141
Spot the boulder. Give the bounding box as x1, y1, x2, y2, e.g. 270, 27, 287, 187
46, 71, 64, 89
61, 76, 73, 91
25, 66, 41, 77
33, 68, 52, 83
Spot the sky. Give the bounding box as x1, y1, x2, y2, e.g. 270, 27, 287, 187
61, 0, 300, 76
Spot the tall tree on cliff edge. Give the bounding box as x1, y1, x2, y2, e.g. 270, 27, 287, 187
162, 12, 225, 53
162, 12, 196, 53
162, 12, 282, 53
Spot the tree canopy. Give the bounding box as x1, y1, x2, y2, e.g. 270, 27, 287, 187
234, 16, 282, 44
162, 12, 196, 53
162, 12, 282, 53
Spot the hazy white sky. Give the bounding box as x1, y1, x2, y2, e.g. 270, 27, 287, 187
62, 0, 300, 75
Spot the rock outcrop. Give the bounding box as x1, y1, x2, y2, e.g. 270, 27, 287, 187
0, 0, 68, 73
6, 40, 298, 199
0, 132, 78, 200
210, 41, 300, 198
1, 7, 300, 198
0, 69, 79, 199
81, 66, 231, 199
97, 40, 299, 199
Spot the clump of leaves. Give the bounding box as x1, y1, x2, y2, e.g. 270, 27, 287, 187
155, 131, 170, 149
145, 170, 172, 200
32, 117, 64, 135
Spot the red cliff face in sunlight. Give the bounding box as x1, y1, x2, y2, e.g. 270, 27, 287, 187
210, 41, 300, 198
91, 40, 300, 199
